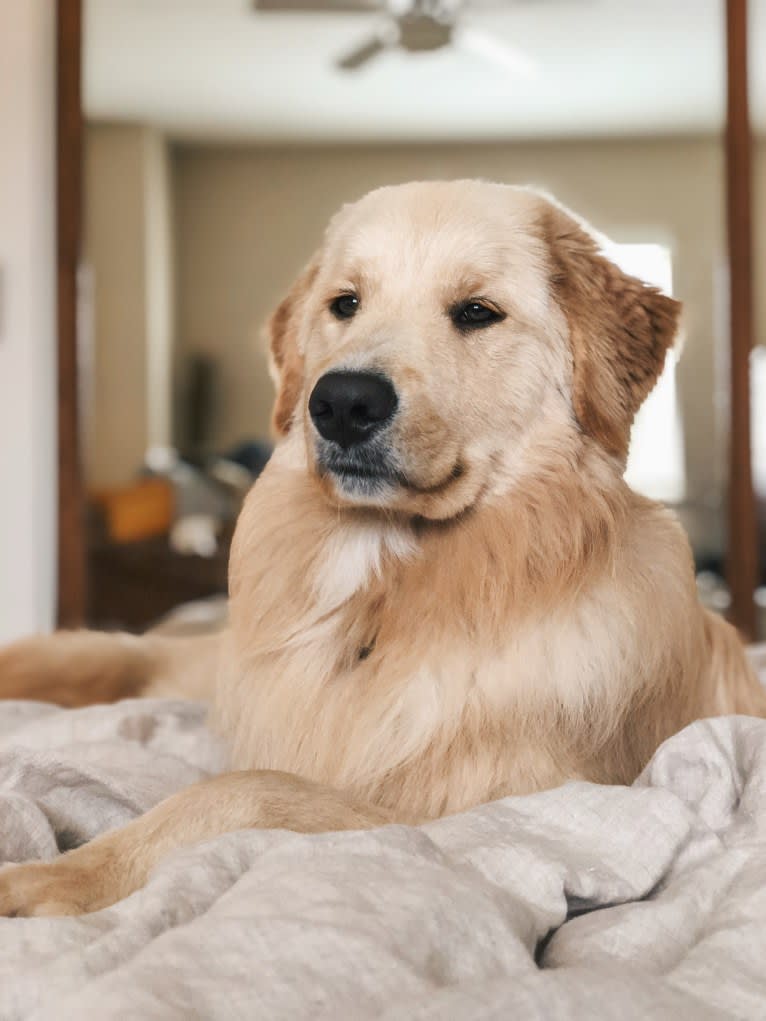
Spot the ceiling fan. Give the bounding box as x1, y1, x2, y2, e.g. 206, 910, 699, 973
251, 0, 549, 75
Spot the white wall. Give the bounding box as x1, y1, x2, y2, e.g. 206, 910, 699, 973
0, 1, 56, 642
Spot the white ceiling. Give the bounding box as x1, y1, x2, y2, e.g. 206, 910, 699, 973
84, 0, 766, 142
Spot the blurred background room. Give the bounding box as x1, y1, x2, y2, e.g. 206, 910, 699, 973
2, 0, 765, 641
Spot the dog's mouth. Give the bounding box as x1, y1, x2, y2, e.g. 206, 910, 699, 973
315, 441, 468, 507
317, 448, 402, 492
333, 466, 393, 483
327, 458, 389, 480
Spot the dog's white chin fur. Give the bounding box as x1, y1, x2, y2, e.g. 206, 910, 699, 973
325, 471, 399, 506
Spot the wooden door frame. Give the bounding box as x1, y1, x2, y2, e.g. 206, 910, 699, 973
56, 0, 86, 627
725, 0, 759, 639
55, 1, 759, 635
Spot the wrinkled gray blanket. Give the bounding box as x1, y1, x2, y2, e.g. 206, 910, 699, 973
1, 652, 765, 1020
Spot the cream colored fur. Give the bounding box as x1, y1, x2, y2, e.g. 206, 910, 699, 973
0, 180, 763, 917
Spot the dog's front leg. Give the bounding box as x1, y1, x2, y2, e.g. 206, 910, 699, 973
0, 771, 394, 917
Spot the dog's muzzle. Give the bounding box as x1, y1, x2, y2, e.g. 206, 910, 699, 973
309, 371, 400, 492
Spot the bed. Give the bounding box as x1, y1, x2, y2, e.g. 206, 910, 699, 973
1, 646, 765, 1019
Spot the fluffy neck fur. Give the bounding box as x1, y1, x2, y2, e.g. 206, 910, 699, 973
215, 429, 708, 822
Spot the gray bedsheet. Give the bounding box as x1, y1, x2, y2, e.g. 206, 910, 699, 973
1, 652, 765, 1020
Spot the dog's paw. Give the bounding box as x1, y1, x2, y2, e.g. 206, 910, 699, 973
0, 860, 105, 917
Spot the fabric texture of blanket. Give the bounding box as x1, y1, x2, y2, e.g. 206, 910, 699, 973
1, 648, 765, 1020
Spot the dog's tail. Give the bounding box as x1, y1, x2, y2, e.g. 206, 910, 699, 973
0, 630, 222, 707
704, 609, 766, 717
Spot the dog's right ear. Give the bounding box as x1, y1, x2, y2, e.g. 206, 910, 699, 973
266, 253, 321, 437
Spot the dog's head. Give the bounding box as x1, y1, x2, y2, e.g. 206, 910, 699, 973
266, 180, 680, 521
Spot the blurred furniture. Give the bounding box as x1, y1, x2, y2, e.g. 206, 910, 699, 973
86, 501, 232, 632
90, 478, 175, 544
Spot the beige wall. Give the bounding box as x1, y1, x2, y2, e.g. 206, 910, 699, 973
84, 124, 173, 488
173, 137, 766, 508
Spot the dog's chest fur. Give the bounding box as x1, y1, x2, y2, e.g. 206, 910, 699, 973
214, 460, 703, 820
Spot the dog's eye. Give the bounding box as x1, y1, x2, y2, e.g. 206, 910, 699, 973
452, 301, 504, 331
330, 294, 359, 320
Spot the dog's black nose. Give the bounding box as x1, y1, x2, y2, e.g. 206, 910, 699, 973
309, 371, 398, 449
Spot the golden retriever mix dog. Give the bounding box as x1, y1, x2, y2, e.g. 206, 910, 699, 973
0, 180, 763, 917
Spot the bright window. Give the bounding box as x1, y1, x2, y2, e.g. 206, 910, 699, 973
600, 242, 685, 503
752, 345, 766, 500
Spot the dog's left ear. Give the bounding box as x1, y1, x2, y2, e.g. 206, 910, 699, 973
265, 253, 321, 437
542, 203, 681, 460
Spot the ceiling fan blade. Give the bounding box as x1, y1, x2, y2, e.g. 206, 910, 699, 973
455, 26, 540, 79
254, 0, 384, 12
463, 0, 594, 7
336, 31, 393, 69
